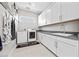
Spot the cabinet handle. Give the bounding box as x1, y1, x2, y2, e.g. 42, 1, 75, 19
55, 41, 57, 48
59, 15, 62, 21
55, 41, 58, 48
54, 41, 56, 48
56, 43, 58, 48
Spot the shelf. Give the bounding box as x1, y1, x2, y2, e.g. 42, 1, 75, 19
38, 19, 79, 27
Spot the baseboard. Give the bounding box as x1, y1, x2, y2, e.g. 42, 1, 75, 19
40, 42, 58, 57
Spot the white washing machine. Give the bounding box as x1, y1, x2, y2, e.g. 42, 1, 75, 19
17, 30, 27, 44
28, 29, 36, 42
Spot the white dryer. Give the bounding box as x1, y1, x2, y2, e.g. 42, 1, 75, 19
27, 29, 36, 42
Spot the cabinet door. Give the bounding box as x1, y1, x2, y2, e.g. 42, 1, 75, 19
46, 35, 57, 54
37, 32, 43, 42
37, 32, 41, 42
41, 34, 57, 54
46, 2, 60, 24
38, 15, 42, 26
57, 40, 78, 57
38, 12, 47, 26
61, 2, 79, 21
40, 33, 47, 45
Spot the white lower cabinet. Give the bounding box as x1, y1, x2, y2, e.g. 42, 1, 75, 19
38, 32, 78, 57
38, 32, 57, 54
42, 34, 57, 54
57, 40, 78, 57
37, 32, 42, 42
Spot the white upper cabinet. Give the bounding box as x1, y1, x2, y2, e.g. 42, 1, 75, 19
38, 2, 61, 26
61, 2, 79, 21
46, 3, 61, 24
38, 11, 47, 26
38, 2, 79, 26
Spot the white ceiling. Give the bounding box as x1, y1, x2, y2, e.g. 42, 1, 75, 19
15, 2, 52, 15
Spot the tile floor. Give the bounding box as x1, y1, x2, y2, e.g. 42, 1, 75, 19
9, 44, 56, 57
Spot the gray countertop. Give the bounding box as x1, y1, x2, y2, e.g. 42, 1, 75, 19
37, 30, 79, 34
37, 30, 78, 40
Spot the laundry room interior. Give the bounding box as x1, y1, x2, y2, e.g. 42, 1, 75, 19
0, 1, 79, 57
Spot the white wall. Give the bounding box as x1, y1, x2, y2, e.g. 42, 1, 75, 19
18, 10, 38, 31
